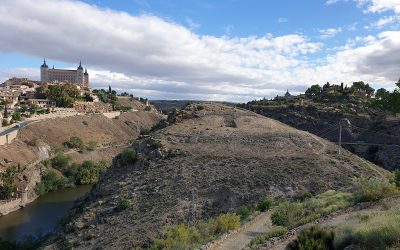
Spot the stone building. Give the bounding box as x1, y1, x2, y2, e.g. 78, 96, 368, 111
40, 59, 89, 88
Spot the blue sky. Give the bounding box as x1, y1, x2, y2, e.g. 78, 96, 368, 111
0, 0, 400, 101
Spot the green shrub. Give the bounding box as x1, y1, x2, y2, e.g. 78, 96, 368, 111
2, 119, 8, 127
35, 172, 69, 195
144, 106, 151, 111
118, 197, 131, 210
87, 140, 97, 151
122, 148, 137, 164
74, 160, 108, 185
395, 170, 400, 188
295, 191, 313, 202
257, 198, 272, 212
196, 105, 205, 111
287, 226, 334, 250
50, 153, 71, 172
65, 136, 84, 149
0, 166, 17, 200
237, 206, 251, 221
11, 112, 21, 121
353, 176, 398, 202
248, 226, 287, 249
152, 212, 240, 250
271, 202, 304, 228
212, 213, 241, 234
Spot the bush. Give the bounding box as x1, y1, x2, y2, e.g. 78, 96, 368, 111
74, 160, 108, 185
87, 140, 97, 151
27, 137, 39, 147
287, 226, 334, 250
11, 112, 21, 121
248, 226, 287, 248
271, 202, 304, 228
353, 176, 398, 202
237, 206, 251, 221
122, 148, 137, 164
35, 172, 69, 195
118, 197, 131, 210
295, 191, 313, 202
2, 119, 8, 127
50, 153, 71, 172
212, 213, 241, 234
257, 198, 272, 212
395, 170, 400, 188
0, 166, 18, 200
65, 136, 84, 149
152, 213, 240, 250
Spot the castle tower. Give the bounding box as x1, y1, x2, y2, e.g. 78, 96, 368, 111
84, 68, 89, 88
40, 58, 48, 82
77, 61, 84, 85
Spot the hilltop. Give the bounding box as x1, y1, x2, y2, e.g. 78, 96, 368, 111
49, 103, 387, 249
240, 82, 400, 171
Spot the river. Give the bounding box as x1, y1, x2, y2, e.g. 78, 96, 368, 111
0, 185, 92, 242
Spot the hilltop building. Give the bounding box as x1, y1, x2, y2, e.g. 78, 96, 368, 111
40, 59, 89, 88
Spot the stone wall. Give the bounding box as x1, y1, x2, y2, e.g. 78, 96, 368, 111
0, 129, 18, 146
74, 101, 112, 113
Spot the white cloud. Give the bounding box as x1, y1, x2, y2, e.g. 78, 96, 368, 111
0, 0, 399, 101
319, 27, 342, 39
365, 15, 400, 28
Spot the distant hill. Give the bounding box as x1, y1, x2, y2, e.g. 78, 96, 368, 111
151, 100, 235, 113
50, 103, 387, 249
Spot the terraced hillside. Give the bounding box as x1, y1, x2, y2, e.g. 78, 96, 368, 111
50, 103, 387, 249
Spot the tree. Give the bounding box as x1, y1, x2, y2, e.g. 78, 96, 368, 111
11, 112, 21, 122
305, 84, 322, 98
375, 88, 390, 100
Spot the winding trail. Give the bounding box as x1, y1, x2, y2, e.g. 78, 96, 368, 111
211, 211, 272, 250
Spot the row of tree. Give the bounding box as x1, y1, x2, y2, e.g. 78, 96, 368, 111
305, 81, 375, 99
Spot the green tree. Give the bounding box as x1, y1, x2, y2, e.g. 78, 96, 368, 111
11, 112, 21, 122
305, 84, 322, 98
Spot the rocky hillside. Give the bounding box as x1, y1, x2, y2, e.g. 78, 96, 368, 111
49, 103, 387, 249
243, 101, 400, 171
0, 99, 163, 204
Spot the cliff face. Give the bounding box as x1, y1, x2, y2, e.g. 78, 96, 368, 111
53, 104, 387, 249
245, 103, 400, 171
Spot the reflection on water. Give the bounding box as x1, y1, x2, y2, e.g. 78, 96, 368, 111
0, 185, 92, 242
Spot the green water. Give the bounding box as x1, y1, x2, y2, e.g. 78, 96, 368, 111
0, 185, 92, 242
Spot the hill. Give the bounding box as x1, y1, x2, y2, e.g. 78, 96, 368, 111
49, 103, 387, 249
242, 99, 400, 171
0, 98, 163, 211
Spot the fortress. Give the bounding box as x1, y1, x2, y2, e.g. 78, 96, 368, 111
40, 59, 89, 88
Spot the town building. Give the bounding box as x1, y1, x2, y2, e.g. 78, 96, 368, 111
27, 99, 56, 108
40, 59, 89, 88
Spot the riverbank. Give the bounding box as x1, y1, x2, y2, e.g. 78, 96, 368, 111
0, 185, 92, 242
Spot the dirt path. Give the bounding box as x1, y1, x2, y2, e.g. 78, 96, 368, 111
212, 212, 272, 250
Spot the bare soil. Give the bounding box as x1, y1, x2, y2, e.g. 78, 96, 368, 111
49, 103, 387, 249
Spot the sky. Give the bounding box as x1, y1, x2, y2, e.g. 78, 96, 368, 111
0, 0, 400, 102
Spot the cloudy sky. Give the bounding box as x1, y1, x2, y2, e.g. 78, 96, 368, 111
0, 0, 400, 101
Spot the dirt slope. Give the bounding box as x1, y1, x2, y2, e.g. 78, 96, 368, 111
51, 103, 387, 249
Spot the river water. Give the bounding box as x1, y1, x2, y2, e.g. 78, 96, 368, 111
0, 185, 92, 242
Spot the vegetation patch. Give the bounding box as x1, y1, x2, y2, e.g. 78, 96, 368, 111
271, 190, 353, 229
152, 213, 240, 250
353, 176, 398, 202
248, 226, 288, 249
